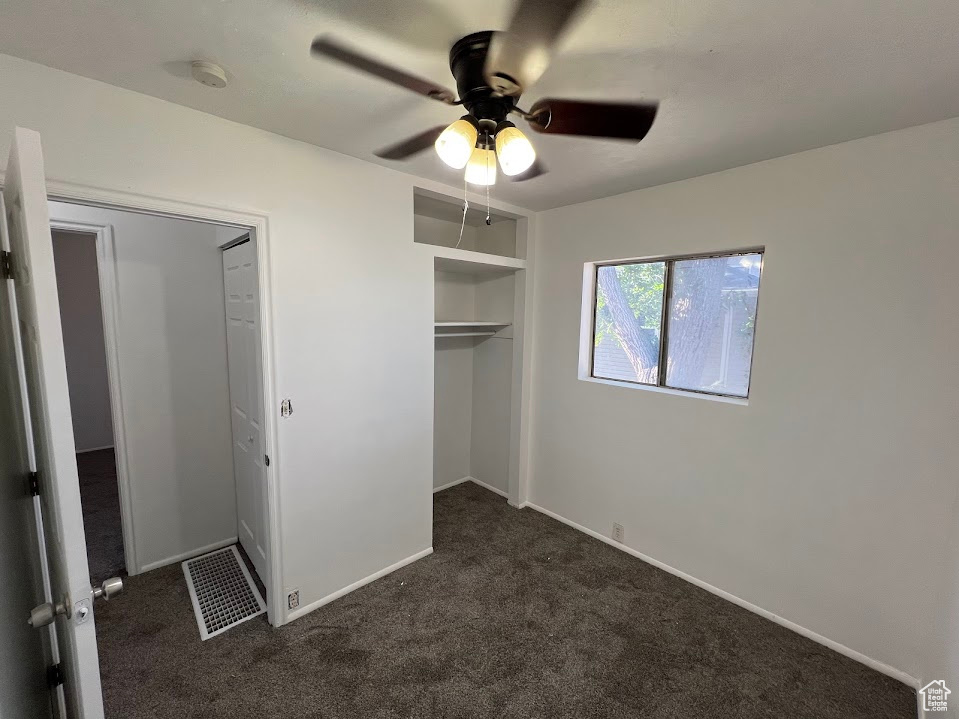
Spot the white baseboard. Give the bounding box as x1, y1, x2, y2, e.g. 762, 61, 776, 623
286, 547, 433, 623
138, 536, 238, 574
434, 476, 509, 499
523, 501, 920, 689
467, 477, 509, 498
433, 476, 471, 493
76, 444, 115, 454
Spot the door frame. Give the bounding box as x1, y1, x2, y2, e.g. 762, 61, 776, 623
37, 180, 285, 627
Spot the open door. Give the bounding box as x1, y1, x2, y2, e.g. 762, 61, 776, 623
0, 193, 56, 716
2, 127, 107, 718
222, 238, 270, 588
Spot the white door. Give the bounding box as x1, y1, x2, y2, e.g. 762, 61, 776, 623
2, 127, 105, 718
222, 239, 268, 585
0, 192, 56, 718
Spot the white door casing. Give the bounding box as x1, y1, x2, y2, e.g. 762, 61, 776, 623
222, 239, 269, 587
3, 127, 105, 718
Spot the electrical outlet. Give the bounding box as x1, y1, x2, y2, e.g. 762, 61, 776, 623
612, 523, 625, 543
287, 589, 300, 610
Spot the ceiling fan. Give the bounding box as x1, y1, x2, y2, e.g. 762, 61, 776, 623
310, 0, 658, 186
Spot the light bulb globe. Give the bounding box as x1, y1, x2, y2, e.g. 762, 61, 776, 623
465, 146, 497, 186
434, 118, 478, 169
495, 124, 536, 176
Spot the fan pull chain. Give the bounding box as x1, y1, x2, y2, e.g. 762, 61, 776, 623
485, 146, 491, 225
455, 171, 468, 249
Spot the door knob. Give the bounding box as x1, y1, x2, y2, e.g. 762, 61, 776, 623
28, 596, 71, 628
93, 577, 123, 602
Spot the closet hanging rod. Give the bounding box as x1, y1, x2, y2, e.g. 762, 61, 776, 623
434, 331, 498, 338
433, 321, 511, 327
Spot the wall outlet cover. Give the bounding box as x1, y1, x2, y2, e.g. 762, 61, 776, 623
287, 589, 300, 610
612, 523, 625, 543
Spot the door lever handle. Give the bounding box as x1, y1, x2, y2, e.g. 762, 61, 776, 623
93, 577, 123, 602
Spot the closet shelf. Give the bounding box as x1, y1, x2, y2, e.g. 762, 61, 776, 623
432, 246, 526, 275
434, 322, 511, 339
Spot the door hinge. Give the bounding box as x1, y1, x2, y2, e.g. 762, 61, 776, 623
28, 471, 40, 497
1, 250, 12, 280
47, 663, 63, 688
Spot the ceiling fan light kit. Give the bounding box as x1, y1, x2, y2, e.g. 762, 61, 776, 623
310, 0, 659, 190
437, 116, 534, 184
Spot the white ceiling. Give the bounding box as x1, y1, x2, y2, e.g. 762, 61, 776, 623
3, 0, 958, 210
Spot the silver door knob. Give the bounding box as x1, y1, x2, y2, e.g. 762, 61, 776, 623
93, 577, 123, 602
28, 596, 71, 628
247, 435, 254, 443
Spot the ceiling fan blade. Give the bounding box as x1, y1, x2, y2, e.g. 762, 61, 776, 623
484, 0, 590, 96
508, 159, 547, 181
526, 99, 658, 141
311, 36, 457, 104
374, 126, 448, 161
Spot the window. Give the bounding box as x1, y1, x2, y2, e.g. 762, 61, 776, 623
591, 251, 763, 398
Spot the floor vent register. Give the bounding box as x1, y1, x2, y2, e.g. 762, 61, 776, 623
182, 545, 265, 640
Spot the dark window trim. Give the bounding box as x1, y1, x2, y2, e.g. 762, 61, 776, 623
589, 248, 764, 399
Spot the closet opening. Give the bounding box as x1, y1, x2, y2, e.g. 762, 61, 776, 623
414, 189, 531, 506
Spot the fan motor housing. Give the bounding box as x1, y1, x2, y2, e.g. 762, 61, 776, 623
449, 31, 516, 126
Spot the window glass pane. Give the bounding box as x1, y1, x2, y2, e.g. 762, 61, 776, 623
592, 262, 666, 384
665, 253, 762, 397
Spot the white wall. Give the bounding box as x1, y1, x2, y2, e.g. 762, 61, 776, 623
51, 231, 114, 452
528, 116, 959, 684
928, 512, 959, 717
414, 212, 518, 257
470, 272, 515, 494
0, 53, 437, 619
415, 214, 477, 252
49, 203, 237, 572
433, 339, 473, 490
433, 267, 475, 489
469, 338, 511, 494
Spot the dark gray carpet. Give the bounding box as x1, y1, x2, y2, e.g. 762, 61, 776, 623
76, 449, 125, 583
94, 482, 916, 718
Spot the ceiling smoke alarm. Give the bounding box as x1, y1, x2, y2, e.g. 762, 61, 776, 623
191, 61, 228, 89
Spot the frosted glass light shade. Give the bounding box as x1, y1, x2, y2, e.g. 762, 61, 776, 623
435, 119, 478, 169
465, 147, 497, 186
495, 125, 536, 176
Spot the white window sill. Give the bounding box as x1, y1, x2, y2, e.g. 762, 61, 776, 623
579, 375, 749, 405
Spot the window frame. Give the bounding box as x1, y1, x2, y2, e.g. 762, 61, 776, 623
588, 248, 764, 399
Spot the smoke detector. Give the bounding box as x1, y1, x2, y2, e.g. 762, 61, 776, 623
191, 61, 228, 89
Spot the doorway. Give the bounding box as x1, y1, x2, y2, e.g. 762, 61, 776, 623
47, 202, 275, 617
51, 230, 125, 585
2, 127, 282, 718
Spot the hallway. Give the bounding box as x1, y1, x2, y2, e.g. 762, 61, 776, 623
77, 448, 124, 583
